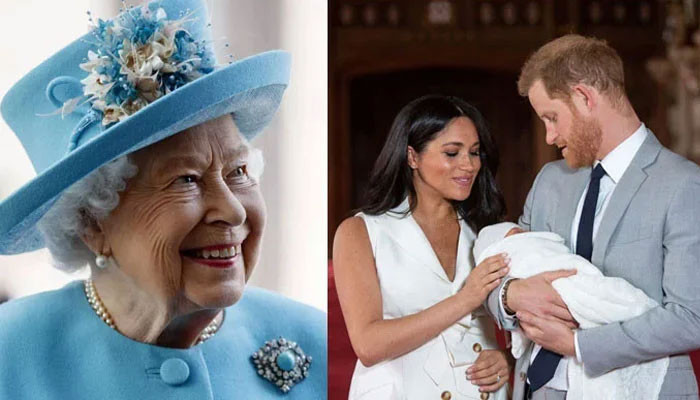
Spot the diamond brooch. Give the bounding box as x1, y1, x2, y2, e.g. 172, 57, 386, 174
251, 337, 312, 393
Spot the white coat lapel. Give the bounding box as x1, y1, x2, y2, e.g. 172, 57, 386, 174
378, 198, 453, 283
591, 132, 661, 269
454, 218, 475, 283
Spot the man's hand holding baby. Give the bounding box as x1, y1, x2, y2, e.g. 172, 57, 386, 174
517, 309, 577, 357
506, 270, 580, 355
506, 270, 578, 327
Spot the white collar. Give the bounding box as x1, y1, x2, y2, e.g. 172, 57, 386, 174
376, 196, 475, 284
597, 123, 647, 183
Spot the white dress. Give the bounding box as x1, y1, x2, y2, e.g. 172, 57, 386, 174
348, 199, 508, 400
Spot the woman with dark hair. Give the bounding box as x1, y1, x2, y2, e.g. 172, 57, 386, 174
334, 95, 512, 399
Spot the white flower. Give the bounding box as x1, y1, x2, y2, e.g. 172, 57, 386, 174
79, 50, 110, 72
102, 104, 128, 125
118, 41, 154, 83
92, 99, 107, 111
80, 73, 114, 102
151, 31, 176, 59
155, 7, 167, 21
138, 59, 154, 76
150, 55, 164, 70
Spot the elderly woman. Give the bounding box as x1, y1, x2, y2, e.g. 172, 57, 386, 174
0, 0, 325, 398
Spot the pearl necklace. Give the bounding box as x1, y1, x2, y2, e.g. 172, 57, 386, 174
83, 279, 220, 345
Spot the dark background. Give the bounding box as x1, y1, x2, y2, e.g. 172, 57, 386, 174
329, 0, 670, 241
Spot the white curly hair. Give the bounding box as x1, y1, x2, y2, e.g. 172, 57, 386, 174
37, 138, 264, 272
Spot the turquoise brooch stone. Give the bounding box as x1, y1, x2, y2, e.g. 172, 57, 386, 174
276, 349, 297, 371
251, 337, 312, 393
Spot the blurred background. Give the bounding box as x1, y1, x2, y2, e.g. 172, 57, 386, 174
0, 0, 327, 311
327, 0, 700, 397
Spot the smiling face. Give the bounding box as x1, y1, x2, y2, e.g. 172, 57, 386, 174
408, 116, 481, 202
98, 115, 265, 311
528, 80, 602, 168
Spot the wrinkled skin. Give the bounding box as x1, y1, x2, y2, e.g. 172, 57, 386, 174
83, 115, 266, 347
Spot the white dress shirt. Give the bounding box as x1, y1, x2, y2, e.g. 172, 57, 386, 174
499, 123, 648, 391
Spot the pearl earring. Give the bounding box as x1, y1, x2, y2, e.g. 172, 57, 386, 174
95, 254, 108, 269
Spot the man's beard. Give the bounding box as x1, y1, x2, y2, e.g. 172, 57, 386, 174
563, 112, 602, 168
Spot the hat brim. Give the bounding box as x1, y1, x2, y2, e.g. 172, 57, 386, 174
0, 50, 290, 254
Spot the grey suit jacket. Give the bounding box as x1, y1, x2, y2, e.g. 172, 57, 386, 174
487, 130, 700, 399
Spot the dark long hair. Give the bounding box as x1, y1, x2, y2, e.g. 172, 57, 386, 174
360, 95, 506, 233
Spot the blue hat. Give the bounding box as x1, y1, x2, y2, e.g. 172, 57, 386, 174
0, 0, 290, 254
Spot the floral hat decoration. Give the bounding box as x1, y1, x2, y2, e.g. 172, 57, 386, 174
0, 0, 290, 254
76, 3, 217, 127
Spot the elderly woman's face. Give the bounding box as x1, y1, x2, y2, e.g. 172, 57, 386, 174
99, 115, 265, 310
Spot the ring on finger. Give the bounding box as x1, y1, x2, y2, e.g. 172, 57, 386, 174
496, 374, 500, 383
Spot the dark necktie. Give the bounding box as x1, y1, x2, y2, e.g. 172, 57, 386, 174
526, 163, 606, 394
575, 164, 606, 261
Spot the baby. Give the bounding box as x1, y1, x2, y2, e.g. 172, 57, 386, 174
473, 222, 668, 400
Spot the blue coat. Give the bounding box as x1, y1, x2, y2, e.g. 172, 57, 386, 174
0, 281, 327, 399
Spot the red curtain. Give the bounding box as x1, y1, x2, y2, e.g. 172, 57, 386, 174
328, 261, 356, 399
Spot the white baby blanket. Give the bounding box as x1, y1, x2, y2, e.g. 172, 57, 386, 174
475, 231, 668, 400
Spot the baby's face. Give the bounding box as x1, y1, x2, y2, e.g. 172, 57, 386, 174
505, 227, 525, 237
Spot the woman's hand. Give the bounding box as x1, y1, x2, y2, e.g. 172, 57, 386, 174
466, 349, 511, 393
459, 254, 509, 309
